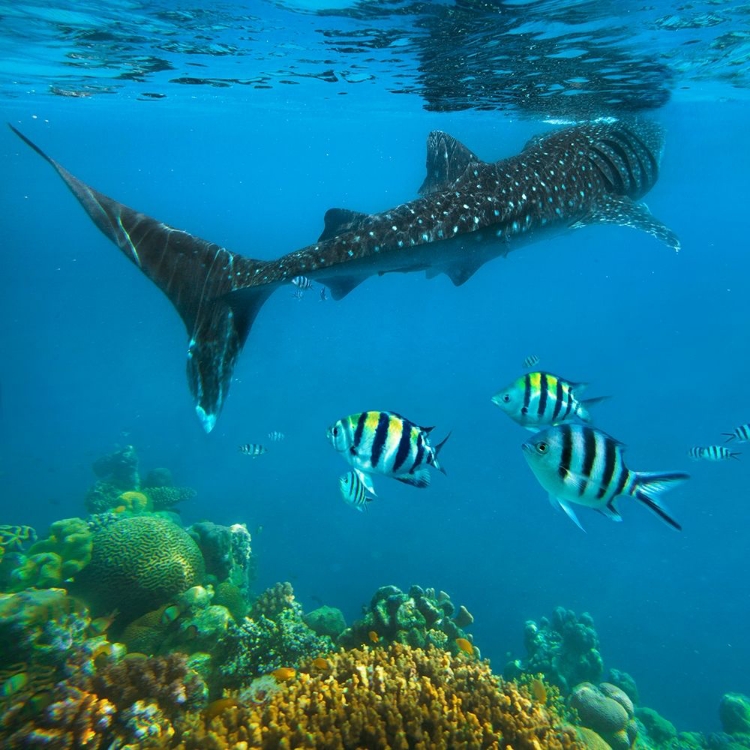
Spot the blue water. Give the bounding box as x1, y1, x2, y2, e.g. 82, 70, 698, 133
2, 0, 750, 736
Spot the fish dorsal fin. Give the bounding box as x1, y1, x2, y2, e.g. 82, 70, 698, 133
418, 131, 482, 196
318, 208, 369, 242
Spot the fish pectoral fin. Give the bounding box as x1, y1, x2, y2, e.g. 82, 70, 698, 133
317, 275, 368, 300
355, 469, 377, 496
549, 494, 586, 532
395, 469, 431, 489
444, 258, 485, 287
598, 501, 623, 522
583, 196, 680, 252
318, 208, 370, 242
418, 131, 483, 196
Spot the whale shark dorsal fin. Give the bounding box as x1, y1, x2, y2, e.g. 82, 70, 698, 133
318, 208, 369, 242
418, 131, 482, 196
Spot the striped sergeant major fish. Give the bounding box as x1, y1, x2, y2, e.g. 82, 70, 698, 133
239, 443, 267, 457
723, 423, 750, 443
291, 275, 314, 290
492, 371, 605, 431
268, 431, 285, 442
688, 445, 739, 461
339, 471, 374, 512
522, 424, 688, 531
522, 354, 540, 369
9, 122, 678, 432
326, 411, 450, 491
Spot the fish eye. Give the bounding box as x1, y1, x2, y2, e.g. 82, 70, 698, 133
333, 427, 339, 436
536, 442, 548, 454
502, 394, 511, 403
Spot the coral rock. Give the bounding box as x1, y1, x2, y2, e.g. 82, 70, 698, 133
304, 605, 347, 639
570, 682, 637, 750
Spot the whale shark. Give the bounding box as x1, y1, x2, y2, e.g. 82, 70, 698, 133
10, 121, 678, 432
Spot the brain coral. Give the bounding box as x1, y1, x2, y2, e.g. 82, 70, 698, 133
176, 643, 585, 749
76, 517, 205, 619
569, 682, 637, 750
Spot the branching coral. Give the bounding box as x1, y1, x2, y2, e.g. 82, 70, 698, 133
74, 517, 205, 619
175, 643, 584, 749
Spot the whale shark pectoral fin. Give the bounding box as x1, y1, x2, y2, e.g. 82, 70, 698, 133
10, 124, 275, 432
317, 275, 367, 300
444, 257, 485, 286
581, 195, 680, 252
418, 131, 483, 195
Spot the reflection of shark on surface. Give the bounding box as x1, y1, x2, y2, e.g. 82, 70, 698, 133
10, 121, 678, 432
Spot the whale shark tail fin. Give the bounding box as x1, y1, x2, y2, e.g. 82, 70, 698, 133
10, 124, 274, 432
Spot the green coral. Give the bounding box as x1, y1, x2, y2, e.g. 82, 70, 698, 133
337, 584, 473, 654
213, 581, 248, 621
8, 518, 92, 591
636, 706, 677, 747
303, 605, 346, 639
721, 693, 750, 736
73, 517, 205, 620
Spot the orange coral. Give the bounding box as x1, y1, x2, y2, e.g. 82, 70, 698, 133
173, 643, 584, 749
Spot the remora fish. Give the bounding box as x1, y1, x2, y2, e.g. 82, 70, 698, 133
9, 122, 678, 431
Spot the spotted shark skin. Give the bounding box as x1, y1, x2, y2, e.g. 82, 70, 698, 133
10, 121, 678, 431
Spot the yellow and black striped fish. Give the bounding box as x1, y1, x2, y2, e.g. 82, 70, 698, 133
723, 423, 750, 443
492, 371, 605, 431
327, 411, 450, 489
688, 445, 739, 461
239, 443, 268, 457
522, 423, 688, 531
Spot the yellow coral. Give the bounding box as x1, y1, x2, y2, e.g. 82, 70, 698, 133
117, 491, 152, 513
174, 643, 585, 749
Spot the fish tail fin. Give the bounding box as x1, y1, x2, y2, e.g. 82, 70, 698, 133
10, 125, 276, 432
632, 471, 689, 531
577, 395, 609, 422
432, 430, 452, 475
722, 433, 736, 443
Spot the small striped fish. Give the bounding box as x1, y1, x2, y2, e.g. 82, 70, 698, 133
327, 411, 450, 489
723, 423, 750, 443
522, 424, 688, 531
339, 471, 374, 512
268, 431, 285, 442
522, 354, 540, 369
492, 371, 605, 431
291, 275, 314, 290
688, 445, 739, 461
239, 443, 268, 458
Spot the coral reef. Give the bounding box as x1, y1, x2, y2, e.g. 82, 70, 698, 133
73, 516, 205, 619
147, 486, 197, 511
505, 607, 603, 694
2, 653, 206, 748
721, 693, 750, 736
636, 705, 678, 746
304, 605, 347, 639
7, 518, 93, 591
0, 588, 91, 666
92, 445, 140, 489
569, 681, 638, 750
609, 668, 639, 705
176, 643, 584, 749
337, 584, 475, 655
189, 521, 254, 595
219, 583, 333, 688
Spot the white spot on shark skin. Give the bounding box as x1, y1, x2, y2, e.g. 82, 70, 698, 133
392, 225, 397, 231
422, 233, 429, 242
